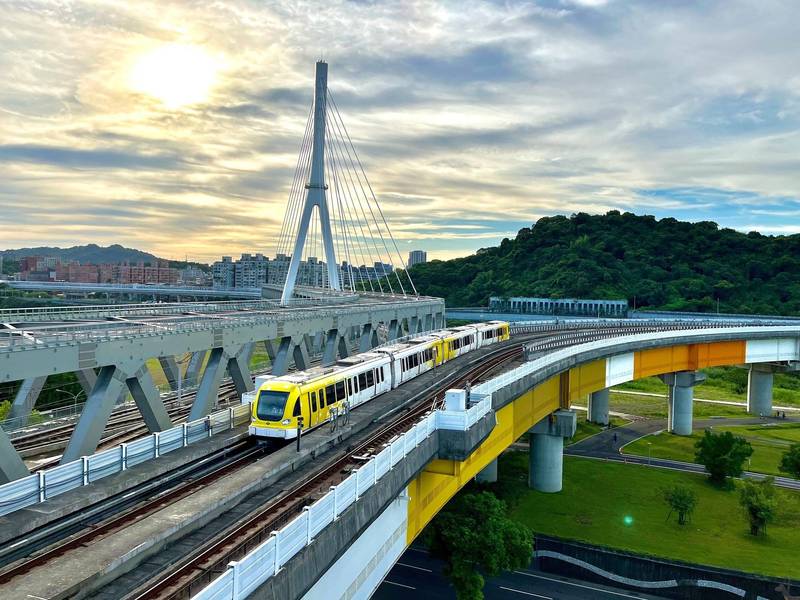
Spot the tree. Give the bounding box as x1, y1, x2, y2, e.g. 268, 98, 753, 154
427, 491, 533, 600
663, 485, 698, 525
738, 478, 777, 536
779, 443, 800, 479
694, 430, 753, 484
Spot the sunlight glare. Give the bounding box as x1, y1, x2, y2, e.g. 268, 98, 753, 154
129, 43, 219, 108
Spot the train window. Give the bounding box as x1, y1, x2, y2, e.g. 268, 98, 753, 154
292, 400, 302, 417
347, 379, 353, 396
378, 367, 383, 383
335, 380, 345, 400
256, 390, 290, 421
366, 370, 374, 387
325, 385, 335, 406
359, 372, 367, 388
310, 391, 317, 412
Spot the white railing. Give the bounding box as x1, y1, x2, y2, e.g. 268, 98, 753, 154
0, 403, 252, 517
193, 411, 440, 600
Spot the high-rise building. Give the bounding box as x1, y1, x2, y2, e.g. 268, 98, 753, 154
408, 250, 427, 267
212, 254, 270, 288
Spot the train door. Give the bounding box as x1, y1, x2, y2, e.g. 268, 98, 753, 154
309, 390, 319, 427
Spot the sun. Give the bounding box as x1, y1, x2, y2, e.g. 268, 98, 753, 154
129, 43, 220, 108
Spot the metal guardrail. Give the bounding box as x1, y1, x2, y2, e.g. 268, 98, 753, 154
0, 403, 252, 517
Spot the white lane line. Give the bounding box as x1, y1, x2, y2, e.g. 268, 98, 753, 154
385, 581, 416, 589
499, 586, 551, 598
513, 571, 647, 599
397, 562, 433, 572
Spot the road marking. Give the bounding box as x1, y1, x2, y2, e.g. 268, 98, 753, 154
514, 571, 648, 599
385, 581, 416, 589
398, 562, 433, 572
499, 586, 551, 598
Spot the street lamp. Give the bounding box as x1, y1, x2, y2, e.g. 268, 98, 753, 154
176, 353, 192, 405
58, 388, 86, 415
646, 441, 652, 466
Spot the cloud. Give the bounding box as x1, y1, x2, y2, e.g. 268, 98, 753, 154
0, 0, 798, 262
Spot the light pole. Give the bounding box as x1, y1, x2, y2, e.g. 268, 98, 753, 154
176, 353, 192, 405
58, 388, 86, 416
647, 441, 652, 466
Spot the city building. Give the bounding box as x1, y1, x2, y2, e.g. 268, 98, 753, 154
212, 253, 270, 288
408, 250, 427, 267
489, 296, 629, 318
18, 256, 179, 286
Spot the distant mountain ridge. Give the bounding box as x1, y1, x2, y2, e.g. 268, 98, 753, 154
1, 244, 160, 264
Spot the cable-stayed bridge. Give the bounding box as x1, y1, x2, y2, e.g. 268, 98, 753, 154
1, 62, 799, 600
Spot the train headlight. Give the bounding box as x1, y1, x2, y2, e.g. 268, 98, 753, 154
282, 419, 291, 425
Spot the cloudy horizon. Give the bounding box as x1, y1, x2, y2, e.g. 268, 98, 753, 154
1, 0, 799, 263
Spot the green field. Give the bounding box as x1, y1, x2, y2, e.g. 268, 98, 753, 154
623, 422, 800, 477
569, 413, 628, 445
498, 453, 800, 579
615, 367, 800, 408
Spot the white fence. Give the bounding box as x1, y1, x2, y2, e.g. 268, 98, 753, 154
193, 410, 446, 600
0, 403, 252, 517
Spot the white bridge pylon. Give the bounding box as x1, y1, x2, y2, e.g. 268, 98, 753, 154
277, 61, 417, 304
281, 62, 340, 304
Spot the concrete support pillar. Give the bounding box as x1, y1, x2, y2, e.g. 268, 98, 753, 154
423, 314, 433, 332
588, 388, 610, 426
9, 376, 46, 424
747, 366, 773, 416
62, 365, 129, 463
388, 319, 400, 341
189, 348, 227, 421
126, 366, 172, 432
528, 409, 577, 493
184, 350, 207, 388
0, 428, 29, 483
227, 346, 255, 395
660, 371, 706, 436
158, 356, 180, 391
476, 458, 498, 483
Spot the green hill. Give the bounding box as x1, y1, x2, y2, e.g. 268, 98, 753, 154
409, 211, 800, 314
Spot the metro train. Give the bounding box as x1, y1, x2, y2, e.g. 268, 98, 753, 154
249, 321, 510, 439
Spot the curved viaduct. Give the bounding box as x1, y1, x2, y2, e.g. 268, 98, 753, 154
405, 325, 800, 542
189, 323, 800, 600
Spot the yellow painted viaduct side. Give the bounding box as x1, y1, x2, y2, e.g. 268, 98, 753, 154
405, 339, 747, 543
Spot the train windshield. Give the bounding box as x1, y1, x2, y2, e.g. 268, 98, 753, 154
256, 390, 290, 421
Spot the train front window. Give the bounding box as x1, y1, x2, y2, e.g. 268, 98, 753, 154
256, 390, 290, 421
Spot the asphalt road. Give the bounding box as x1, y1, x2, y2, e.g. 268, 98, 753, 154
373, 547, 669, 600
565, 415, 800, 491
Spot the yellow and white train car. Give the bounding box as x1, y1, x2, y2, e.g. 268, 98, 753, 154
475, 320, 511, 346
439, 325, 479, 362
249, 321, 511, 440
375, 335, 443, 387
249, 352, 390, 439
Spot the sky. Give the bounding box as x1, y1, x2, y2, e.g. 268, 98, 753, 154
1, 0, 799, 263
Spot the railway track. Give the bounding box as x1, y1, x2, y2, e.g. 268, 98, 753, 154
122, 343, 526, 599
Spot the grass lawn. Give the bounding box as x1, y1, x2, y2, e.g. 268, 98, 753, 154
497, 453, 800, 579
623, 422, 800, 477
569, 413, 629, 445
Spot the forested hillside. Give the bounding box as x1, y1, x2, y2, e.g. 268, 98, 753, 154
410, 212, 800, 314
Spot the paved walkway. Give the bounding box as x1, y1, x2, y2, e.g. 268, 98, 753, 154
565, 415, 800, 491
611, 388, 800, 412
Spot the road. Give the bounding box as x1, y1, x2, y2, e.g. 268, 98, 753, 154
373, 547, 668, 599
565, 415, 800, 491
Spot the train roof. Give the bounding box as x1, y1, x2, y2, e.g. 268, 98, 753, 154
375, 335, 440, 355
269, 352, 387, 386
